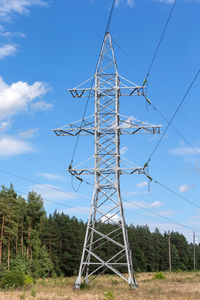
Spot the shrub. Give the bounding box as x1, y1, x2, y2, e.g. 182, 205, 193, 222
104, 290, 115, 299
153, 272, 166, 280
0, 270, 25, 289
80, 282, 89, 290
24, 274, 34, 286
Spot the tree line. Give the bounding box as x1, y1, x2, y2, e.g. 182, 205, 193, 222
0, 184, 199, 277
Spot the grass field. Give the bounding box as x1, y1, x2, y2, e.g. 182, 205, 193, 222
0, 272, 200, 300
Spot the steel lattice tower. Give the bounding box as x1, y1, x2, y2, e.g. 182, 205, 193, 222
53, 32, 161, 288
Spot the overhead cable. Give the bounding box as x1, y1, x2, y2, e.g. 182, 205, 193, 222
69, 0, 117, 192
147, 69, 200, 163
144, 0, 177, 88
123, 198, 195, 232
151, 177, 200, 210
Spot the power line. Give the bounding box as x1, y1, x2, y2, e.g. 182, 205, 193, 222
0, 167, 93, 200
144, 0, 177, 86
15, 189, 89, 213
150, 103, 200, 160
106, 0, 116, 34
147, 69, 200, 163
3, 166, 199, 235
69, 0, 116, 169
122, 198, 195, 232
112, 38, 200, 140
151, 177, 200, 210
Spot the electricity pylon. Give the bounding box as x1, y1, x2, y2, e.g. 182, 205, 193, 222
53, 32, 161, 288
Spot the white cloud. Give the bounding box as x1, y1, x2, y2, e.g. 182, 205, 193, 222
126, 191, 139, 196
123, 200, 148, 210
179, 184, 195, 193
0, 135, 32, 157
150, 201, 161, 208
30, 184, 77, 201
30, 100, 53, 112
120, 146, 128, 155
101, 213, 120, 224
169, 146, 200, 156
18, 128, 39, 139
60, 206, 89, 215
179, 184, 189, 193
37, 173, 64, 182
0, 0, 48, 22
136, 181, 148, 188
91, 0, 134, 8
0, 44, 18, 59
0, 76, 51, 121
0, 30, 26, 38
126, 0, 134, 7
0, 120, 10, 132
153, 0, 175, 3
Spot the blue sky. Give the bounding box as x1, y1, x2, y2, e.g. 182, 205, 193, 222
0, 0, 200, 242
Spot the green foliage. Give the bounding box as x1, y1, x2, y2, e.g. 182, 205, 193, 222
24, 274, 34, 286
0, 270, 25, 289
153, 272, 166, 280
31, 246, 54, 278
10, 256, 31, 275
80, 282, 89, 290
0, 184, 200, 281
104, 290, 115, 299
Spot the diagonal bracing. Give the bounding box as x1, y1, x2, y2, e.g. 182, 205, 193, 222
53, 32, 161, 288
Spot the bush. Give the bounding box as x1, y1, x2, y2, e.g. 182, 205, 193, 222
104, 290, 115, 299
24, 274, 34, 286
0, 270, 25, 289
153, 272, 166, 280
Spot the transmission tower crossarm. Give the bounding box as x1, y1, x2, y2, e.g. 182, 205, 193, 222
53, 31, 161, 289
52, 113, 161, 136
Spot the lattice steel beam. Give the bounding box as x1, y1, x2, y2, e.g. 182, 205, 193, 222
53, 32, 161, 289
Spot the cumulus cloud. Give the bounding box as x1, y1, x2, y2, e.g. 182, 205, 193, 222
91, 0, 134, 8
179, 184, 195, 193
30, 100, 53, 112
0, 76, 51, 121
136, 181, 148, 188
0, 44, 18, 59
0, 120, 10, 132
150, 201, 161, 208
0, 0, 48, 22
30, 184, 77, 201
18, 128, 39, 139
169, 146, 200, 156
60, 206, 89, 215
120, 146, 128, 155
126, 0, 134, 7
154, 0, 175, 3
101, 213, 120, 224
0, 135, 32, 157
37, 173, 64, 182
124, 200, 164, 211
0, 30, 26, 38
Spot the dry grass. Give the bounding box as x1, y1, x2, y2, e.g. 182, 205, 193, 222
0, 272, 200, 300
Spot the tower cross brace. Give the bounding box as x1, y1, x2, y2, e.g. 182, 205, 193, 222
53, 32, 161, 288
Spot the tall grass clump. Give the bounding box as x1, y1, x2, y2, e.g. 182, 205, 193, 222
104, 290, 115, 299
153, 272, 166, 280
